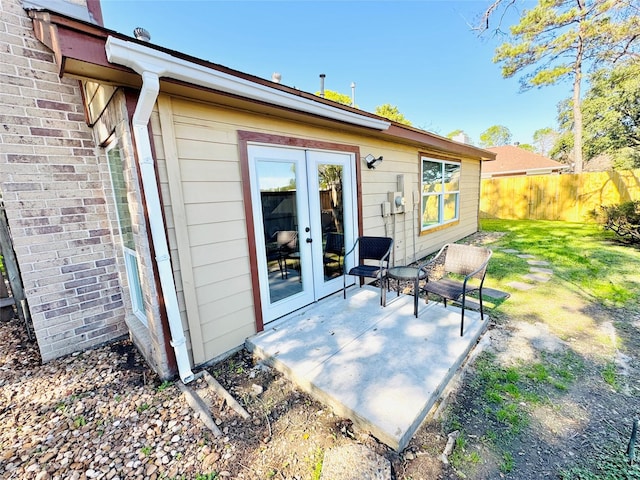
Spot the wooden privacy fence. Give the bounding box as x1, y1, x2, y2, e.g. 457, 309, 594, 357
480, 169, 640, 222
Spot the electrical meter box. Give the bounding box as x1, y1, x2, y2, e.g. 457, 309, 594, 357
388, 191, 405, 214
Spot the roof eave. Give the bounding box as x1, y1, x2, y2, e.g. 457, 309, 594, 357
385, 124, 495, 161
27, 8, 496, 159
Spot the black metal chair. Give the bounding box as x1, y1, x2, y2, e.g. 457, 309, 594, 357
414, 243, 492, 336
275, 230, 298, 279
323, 232, 344, 277
343, 236, 393, 306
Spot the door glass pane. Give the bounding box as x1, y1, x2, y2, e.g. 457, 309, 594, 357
318, 164, 345, 282
257, 160, 303, 303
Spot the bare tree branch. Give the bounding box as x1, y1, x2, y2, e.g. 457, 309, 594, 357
473, 0, 519, 33
613, 34, 640, 63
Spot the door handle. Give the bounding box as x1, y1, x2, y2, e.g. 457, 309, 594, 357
306, 238, 313, 243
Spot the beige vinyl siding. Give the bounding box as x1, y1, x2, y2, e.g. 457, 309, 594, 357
154, 94, 482, 364
458, 159, 481, 235
151, 107, 195, 360
155, 96, 253, 364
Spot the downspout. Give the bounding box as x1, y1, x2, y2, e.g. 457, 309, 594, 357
477, 159, 483, 233
123, 69, 195, 383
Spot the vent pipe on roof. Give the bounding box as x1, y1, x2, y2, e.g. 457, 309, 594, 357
133, 27, 151, 42
319, 73, 326, 97
452, 132, 471, 145
351, 82, 356, 107
271, 72, 281, 84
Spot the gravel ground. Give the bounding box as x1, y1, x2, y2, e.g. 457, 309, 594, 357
0, 314, 387, 480
0, 317, 219, 480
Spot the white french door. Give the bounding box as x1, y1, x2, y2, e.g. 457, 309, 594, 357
247, 144, 357, 323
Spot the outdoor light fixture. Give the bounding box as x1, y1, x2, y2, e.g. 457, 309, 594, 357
365, 154, 383, 169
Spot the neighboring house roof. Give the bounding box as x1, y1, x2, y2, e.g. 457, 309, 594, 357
25, 8, 495, 163
482, 145, 569, 178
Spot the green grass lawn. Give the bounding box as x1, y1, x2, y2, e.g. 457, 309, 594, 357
478, 219, 640, 357
481, 219, 640, 308
445, 219, 640, 479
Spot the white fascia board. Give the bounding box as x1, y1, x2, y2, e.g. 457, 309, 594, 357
105, 36, 391, 131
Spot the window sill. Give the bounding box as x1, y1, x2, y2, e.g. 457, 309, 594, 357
419, 219, 460, 236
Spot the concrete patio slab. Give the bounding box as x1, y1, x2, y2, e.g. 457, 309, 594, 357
246, 287, 488, 451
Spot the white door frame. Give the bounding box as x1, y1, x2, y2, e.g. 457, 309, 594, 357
306, 149, 357, 299
247, 143, 357, 324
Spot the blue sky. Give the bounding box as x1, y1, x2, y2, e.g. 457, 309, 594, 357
100, 0, 570, 145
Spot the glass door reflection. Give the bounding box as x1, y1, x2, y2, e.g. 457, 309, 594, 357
318, 164, 345, 282
257, 160, 304, 303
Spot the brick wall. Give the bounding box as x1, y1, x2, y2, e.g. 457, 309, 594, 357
0, 0, 127, 361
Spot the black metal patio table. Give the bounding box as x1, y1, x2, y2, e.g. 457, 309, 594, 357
384, 266, 426, 306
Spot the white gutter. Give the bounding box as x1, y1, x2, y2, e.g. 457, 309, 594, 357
104, 37, 391, 131
108, 60, 195, 384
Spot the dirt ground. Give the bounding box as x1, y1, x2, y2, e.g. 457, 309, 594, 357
2, 231, 639, 479
207, 303, 640, 480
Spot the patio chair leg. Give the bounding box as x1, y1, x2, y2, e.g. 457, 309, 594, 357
460, 295, 466, 336
384, 276, 389, 306
479, 287, 484, 321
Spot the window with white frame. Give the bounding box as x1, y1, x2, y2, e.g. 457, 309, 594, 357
420, 157, 461, 231
106, 142, 148, 325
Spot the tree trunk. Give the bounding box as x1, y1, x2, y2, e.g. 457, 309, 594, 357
572, 71, 584, 173
572, 2, 585, 174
